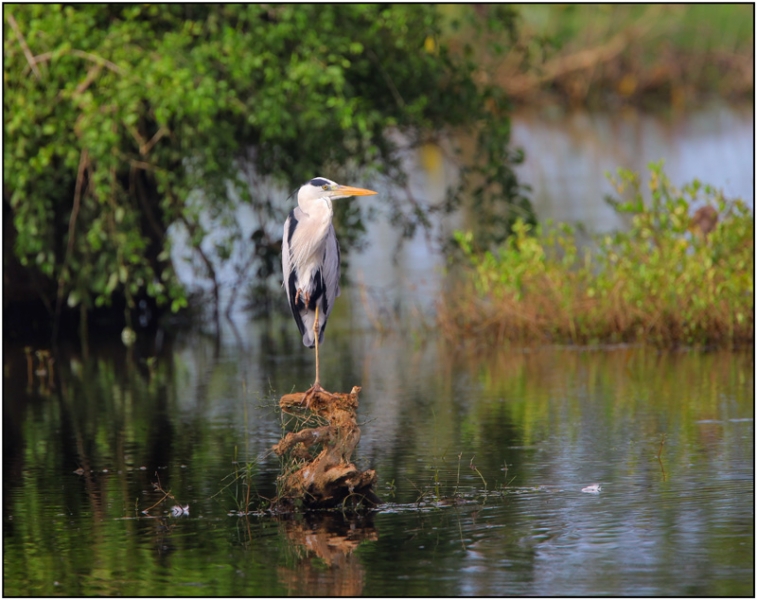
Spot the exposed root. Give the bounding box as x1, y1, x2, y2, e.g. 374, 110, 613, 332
273, 386, 380, 510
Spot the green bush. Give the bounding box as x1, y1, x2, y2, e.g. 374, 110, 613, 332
447, 162, 753, 347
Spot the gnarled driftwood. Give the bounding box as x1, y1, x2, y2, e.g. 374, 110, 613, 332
273, 386, 380, 509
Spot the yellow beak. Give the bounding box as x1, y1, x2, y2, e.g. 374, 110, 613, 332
335, 185, 378, 197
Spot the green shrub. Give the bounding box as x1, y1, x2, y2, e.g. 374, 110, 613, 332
445, 162, 753, 347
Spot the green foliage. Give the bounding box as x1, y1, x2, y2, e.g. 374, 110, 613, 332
448, 163, 753, 347
4, 5, 530, 322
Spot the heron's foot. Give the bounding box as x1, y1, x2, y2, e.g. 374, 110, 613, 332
294, 288, 311, 308
301, 382, 325, 410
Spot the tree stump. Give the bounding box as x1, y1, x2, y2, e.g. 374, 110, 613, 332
272, 386, 381, 510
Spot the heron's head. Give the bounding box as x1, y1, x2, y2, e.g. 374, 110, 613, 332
297, 177, 377, 206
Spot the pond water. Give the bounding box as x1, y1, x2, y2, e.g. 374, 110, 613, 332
4, 325, 754, 596
510, 102, 754, 232
4, 103, 754, 596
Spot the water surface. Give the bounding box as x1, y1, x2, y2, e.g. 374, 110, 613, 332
4, 326, 753, 596
511, 103, 754, 232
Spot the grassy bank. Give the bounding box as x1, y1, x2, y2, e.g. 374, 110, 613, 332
440, 163, 753, 349
442, 4, 754, 109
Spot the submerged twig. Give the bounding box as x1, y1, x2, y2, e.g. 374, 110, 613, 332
142, 474, 185, 515
656, 434, 667, 480
469, 455, 488, 492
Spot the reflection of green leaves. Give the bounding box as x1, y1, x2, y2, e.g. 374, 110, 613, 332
4, 331, 753, 595
4, 344, 283, 595
468, 347, 752, 458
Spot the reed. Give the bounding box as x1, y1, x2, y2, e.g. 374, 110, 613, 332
441, 163, 753, 349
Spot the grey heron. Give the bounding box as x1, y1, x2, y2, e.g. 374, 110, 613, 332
282, 177, 377, 396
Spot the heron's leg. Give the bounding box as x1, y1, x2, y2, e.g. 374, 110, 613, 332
313, 305, 321, 388
302, 306, 323, 409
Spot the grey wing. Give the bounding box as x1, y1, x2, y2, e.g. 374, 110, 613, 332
282, 208, 307, 340
317, 224, 341, 339
282, 209, 296, 292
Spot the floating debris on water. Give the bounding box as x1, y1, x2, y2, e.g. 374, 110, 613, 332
171, 505, 190, 517
582, 483, 602, 494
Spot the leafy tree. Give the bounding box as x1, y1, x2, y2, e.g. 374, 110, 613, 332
3, 4, 531, 334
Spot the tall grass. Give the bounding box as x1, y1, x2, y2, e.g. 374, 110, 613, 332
441, 163, 753, 348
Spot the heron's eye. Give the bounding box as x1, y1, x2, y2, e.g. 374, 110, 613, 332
322, 184, 329, 190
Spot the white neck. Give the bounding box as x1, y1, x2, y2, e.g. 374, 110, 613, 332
291, 194, 333, 277
299, 193, 333, 220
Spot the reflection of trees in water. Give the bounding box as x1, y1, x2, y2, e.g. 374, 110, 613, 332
276, 512, 378, 597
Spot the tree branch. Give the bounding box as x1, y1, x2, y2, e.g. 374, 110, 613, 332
29, 48, 126, 75
7, 13, 41, 79
52, 148, 89, 344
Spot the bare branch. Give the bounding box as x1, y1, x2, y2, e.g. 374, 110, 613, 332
52, 148, 89, 344
140, 126, 168, 156
127, 124, 168, 156
74, 64, 103, 95
7, 12, 41, 79
71, 49, 125, 75
128, 158, 155, 171
28, 47, 127, 76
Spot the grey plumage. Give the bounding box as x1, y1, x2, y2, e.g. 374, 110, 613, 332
282, 207, 341, 347
282, 177, 376, 351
